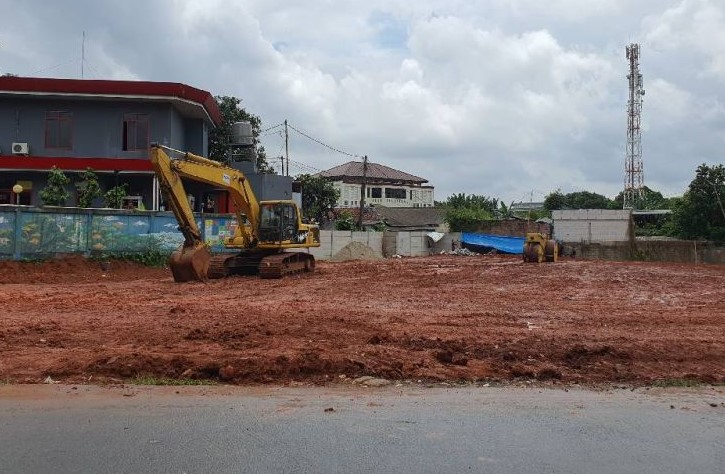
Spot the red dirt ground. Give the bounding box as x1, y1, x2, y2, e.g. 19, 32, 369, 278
1, 255, 723, 386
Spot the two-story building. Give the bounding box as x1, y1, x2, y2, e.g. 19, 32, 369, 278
0, 76, 224, 210
317, 160, 434, 209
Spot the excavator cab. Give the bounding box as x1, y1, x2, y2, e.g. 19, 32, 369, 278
259, 202, 301, 244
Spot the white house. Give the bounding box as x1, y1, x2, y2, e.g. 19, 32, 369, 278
317, 161, 434, 208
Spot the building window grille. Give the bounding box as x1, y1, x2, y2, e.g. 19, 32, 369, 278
385, 188, 406, 199
45, 111, 73, 149
123, 113, 150, 151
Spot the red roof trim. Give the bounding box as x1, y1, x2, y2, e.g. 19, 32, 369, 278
0, 156, 153, 172
0, 77, 222, 127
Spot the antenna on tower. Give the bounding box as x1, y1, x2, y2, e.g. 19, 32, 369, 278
623, 43, 645, 209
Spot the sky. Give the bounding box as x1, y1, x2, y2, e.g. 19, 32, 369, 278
1, 0, 724, 203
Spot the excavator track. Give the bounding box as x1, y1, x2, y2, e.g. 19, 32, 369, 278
259, 252, 315, 279
207, 254, 232, 279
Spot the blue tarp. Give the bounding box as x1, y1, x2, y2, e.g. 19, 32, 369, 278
461, 232, 525, 255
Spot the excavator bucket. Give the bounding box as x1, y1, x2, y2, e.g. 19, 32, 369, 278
169, 244, 211, 282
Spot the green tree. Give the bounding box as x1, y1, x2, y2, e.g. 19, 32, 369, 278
543, 190, 614, 211
669, 164, 725, 241
612, 186, 668, 210
76, 168, 103, 208
443, 193, 498, 232
445, 193, 498, 213
543, 190, 567, 212
444, 207, 494, 232
104, 183, 129, 209
334, 210, 356, 231
40, 166, 70, 206
208, 95, 274, 173
295, 173, 339, 223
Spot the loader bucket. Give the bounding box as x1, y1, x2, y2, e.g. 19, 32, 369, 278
169, 244, 211, 282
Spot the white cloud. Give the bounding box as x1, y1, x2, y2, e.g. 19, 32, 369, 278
0, 0, 723, 202
643, 0, 725, 81
644, 78, 692, 126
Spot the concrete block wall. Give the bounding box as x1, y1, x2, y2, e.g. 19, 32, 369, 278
397, 232, 427, 257
382, 230, 453, 257
308, 230, 384, 260
552, 209, 632, 243
569, 239, 725, 264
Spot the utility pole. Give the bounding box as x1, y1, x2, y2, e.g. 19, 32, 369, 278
284, 119, 289, 177
357, 155, 368, 230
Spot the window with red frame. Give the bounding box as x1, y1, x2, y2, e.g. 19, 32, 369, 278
45, 111, 73, 149
122, 113, 149, 151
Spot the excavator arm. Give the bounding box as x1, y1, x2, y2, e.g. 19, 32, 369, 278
150, 145, 261, 246
150, 144, 320, 282
150, 145, 262, 281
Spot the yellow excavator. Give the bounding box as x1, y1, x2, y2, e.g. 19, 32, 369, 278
522, 233, 558, 263
150, 144, 320, 282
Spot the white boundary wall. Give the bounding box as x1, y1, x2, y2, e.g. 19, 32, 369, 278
308, 231, 384, 260
309, 230, 457, 260
552, 209, 632, 243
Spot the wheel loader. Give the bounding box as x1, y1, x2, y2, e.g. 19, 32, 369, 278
522, 233, 558, 263
149, 145, 320, 282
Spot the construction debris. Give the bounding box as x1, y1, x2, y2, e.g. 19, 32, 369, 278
440, 248, 480, 256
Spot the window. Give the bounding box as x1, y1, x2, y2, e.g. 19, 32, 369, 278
123, 113, 149, 151
45, 111, 73, 149
385, 188, 407, 199
371, 187, 382, 198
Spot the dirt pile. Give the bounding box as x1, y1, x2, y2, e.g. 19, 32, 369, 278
331, 241, 380, 261
0, 255, 723, 386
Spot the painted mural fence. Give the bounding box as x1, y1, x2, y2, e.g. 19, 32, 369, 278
0, 205, 238, 259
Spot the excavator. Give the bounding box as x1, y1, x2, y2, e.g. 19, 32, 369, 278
149, 144, 320, 282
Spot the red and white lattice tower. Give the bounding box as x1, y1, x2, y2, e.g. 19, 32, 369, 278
624, 43, 645, 209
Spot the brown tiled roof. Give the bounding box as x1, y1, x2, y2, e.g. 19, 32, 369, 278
318, 161, 427, 184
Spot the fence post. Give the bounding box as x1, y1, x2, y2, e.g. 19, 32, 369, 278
84, 209, 93, 256
13, 207, 22, 260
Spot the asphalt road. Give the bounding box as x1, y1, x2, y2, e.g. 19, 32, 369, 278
0, 384, 723, 473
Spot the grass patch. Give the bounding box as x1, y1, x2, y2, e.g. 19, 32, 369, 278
1, 378, 15, 385
130, 375, 217, 386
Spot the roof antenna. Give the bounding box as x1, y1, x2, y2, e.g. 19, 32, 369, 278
81, 31, 85, 79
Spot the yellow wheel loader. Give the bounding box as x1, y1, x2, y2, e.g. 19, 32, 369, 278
522, 233, 558, 263
150, 145, 320, 282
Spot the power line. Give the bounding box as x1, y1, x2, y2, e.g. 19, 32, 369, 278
262, 130, 284, 138
286, 123, 361, 158
287, 158, 322, 175
261, 122, 284, 133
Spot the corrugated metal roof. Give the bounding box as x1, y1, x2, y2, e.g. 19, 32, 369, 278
318, 161, 427, 184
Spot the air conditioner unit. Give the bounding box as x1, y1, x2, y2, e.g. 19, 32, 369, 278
12, 142, 29, 155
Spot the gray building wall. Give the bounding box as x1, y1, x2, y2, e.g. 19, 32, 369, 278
247, 174, 294, 201
0, 97, 208, 158
0, 96, 210, 208
552, 209, 632, 243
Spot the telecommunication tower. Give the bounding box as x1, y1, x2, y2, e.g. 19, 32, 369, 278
623, 43, 645, 209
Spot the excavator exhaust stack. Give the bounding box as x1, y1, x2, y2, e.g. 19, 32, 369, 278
169, 244, 211, 282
